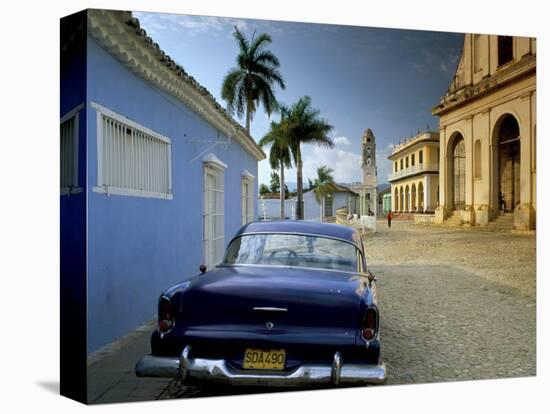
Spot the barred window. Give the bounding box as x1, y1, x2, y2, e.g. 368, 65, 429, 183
92, 102, 172, 199
60, 112, 80, 195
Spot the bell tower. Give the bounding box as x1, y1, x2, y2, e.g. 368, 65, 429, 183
362, 128, 377, 187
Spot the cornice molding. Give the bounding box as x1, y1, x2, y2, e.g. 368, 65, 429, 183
433, 54, 536, 117
438, 84, 536, 128
86, 9, 265, 161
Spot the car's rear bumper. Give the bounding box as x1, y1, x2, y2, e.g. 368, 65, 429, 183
135, 346, 386, 386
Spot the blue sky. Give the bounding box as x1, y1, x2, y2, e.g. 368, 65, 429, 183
133, 11, 464, 187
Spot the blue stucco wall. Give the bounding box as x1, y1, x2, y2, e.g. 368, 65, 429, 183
332, 192, 351, 213
85, 36, 259, 353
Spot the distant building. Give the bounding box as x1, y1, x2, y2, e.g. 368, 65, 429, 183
377, 185, 391, 215
382, 192, 392, 214
260, 184, 359, 222
432, 34, 536, 230
388, 131, 440, 213
350, 128, 378, 216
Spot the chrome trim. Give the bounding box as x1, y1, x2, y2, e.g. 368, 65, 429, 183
179, 345, 191, 381
218, 263, 360, 276
135, 351, 386, 386
331, 352, 342, 386
135, 355, 180, 378
253, 307, 288, 312
228, 231, 363, 252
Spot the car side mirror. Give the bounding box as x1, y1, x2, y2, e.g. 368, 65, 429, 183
199, 264, 207, 274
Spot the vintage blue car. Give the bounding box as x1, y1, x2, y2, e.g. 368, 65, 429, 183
135, 220, 386, 387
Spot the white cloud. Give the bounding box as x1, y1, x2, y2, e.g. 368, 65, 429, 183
258, 145, 363, 188
133, 12, 289, 40
376, 143, 395, 184
258, 140, 398, 188
333, 136, 351, 146
301, 146, 361, 184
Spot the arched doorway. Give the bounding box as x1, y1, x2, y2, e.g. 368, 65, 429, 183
418, 182, 424, 211
411, 184, 417, 211
399, 187, 404, 212
497, 114, 521, 212
450, 135, 466, 210
394, 188, 399, 211
405, 185, 410, 212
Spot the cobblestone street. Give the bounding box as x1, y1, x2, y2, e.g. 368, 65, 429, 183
88, 220, 536, 402
367, 220, 536, 385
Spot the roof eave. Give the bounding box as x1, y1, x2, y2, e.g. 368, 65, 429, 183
86, 9, 265, 161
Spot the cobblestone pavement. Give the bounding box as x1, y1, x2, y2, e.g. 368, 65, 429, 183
87, 319, 172, 404
88, 220, 536, 401
367, 220, 536, 385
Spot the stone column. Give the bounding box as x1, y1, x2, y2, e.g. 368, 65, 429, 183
462, 115, 475, 225
435, 127, 446, 223
424, 175, 430, 211
517, 92, 534, 229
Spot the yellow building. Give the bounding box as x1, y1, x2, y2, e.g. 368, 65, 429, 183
388, 131, 439, 213
432, 34, 536, 230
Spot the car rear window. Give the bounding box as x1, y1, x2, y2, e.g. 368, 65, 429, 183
222, 233, 359, 272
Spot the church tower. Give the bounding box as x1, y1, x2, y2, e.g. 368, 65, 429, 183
361, 128, 378, 187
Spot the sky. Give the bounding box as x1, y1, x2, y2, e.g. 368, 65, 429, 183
133, 10, 464, 187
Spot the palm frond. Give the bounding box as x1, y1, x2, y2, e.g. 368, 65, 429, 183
223, 27, 285, 130
221, 69, 245, 116
232, 26, 249, 54
249, 33, 272, 56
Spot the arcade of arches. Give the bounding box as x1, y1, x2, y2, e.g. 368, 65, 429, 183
433, 34, 536, 230
392, 179, 438, 213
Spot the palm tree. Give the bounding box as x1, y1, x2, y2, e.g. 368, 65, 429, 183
284, 96, 334, 220
259, 116, 293, 220
313, 166, 335, 220
313, 166, 335, 200
222, 27, 285, 132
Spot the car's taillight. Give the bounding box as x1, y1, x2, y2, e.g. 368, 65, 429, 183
158, 296, 174, 333
362, 307, 378, 341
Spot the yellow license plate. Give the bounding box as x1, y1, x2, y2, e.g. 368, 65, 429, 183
243, 348, 286, 370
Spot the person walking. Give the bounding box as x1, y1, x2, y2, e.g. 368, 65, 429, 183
387, 210, 393, 228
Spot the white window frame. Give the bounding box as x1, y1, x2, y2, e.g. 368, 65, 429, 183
203, 154, 227, 268
91, 101, 173, 200
60, 104, 84, 196
241, 170, 255, 225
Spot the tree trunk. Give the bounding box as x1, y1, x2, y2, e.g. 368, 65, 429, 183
296, 146, 304, 220
280, 164, 285, 220
245, 108, 251, 133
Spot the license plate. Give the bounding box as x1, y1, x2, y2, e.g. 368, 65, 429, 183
243, 348, 286, 370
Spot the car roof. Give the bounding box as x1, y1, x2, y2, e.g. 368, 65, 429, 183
235, 220, 362, 247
